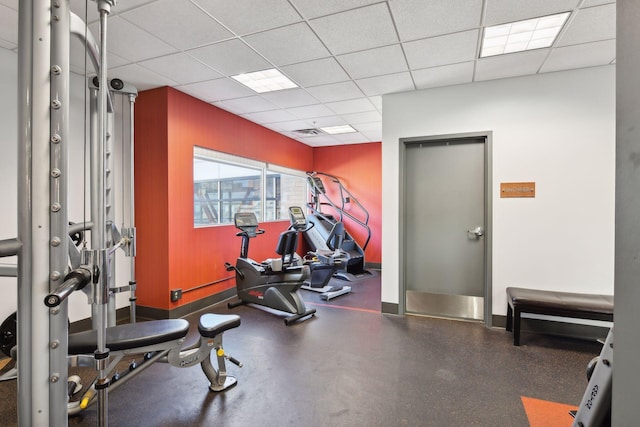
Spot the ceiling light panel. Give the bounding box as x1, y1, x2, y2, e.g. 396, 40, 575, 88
480, 12, 570, 58
231, 69, 298, 93
321, 125, 357, 134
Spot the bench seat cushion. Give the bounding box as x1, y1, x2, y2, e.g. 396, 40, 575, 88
507, 287, 613, 314
68, 319, 190, 355
506, 287, 613, 345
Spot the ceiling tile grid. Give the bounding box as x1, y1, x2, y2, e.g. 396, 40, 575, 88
120, 0, 234, 51
0, 0, 619, 146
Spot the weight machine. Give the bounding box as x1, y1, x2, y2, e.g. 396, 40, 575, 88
9, 2, 242, 426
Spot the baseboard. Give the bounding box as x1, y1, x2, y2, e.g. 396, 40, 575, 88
365, 262, 381, 270
381, 302, 399, 315
69, 288, 237, 329
493, 314, 610, 342
69, 306, 131, 333
136, 288, 237, 320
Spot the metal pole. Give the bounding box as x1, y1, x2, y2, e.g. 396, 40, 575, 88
94, 2, 117, 425
49, 0, 72, 424
17, 0, 52, 424
128, 93, 137, 323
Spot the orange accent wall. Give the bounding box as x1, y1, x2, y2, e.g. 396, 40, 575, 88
135, 87, 314, 310
311, 143, 382, 264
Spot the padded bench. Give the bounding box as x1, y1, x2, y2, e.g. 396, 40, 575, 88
506, 287, 613, 346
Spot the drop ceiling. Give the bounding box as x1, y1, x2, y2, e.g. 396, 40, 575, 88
0, 0, 616, 146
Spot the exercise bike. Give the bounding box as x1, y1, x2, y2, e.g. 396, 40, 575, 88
225, 212, 316, 325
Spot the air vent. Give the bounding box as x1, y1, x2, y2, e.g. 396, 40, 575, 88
292, 128, 323, 136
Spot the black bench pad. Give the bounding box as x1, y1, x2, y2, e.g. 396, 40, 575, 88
506, 287, 613, 346
198, 313, 241, 338
68, 319, 190, 355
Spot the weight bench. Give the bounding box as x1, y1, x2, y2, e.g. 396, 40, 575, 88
505, 287, 613, 346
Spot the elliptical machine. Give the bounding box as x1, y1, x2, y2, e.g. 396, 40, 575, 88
225, 212, 316, 325
289, 206, 351, 300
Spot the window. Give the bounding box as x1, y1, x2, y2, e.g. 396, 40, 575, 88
193, 147, 307, 226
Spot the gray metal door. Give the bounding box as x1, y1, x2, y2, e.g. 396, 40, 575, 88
403, 137, 486, 321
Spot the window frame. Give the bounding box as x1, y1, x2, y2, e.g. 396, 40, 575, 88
193, 146, 307, 227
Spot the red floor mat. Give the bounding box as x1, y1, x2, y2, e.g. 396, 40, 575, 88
521, 396, 578, 427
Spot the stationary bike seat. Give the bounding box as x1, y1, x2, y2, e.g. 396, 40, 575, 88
198, 313, 241, 338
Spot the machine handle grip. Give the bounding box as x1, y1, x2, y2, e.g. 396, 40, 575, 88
44, 268, 92, 307
226, 354, 243, 367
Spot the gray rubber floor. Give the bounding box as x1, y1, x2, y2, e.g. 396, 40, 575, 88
0, 273, 602, 426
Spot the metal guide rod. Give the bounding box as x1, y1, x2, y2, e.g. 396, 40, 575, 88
128, 93, 137, 323
95, 1, 116, 425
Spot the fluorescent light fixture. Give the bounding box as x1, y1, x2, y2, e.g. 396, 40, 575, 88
231, 69, 298, 93
320, 125, 357, 135
480, 12, 570, 58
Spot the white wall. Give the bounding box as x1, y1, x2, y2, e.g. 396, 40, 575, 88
382, 65, 616, 316
0, 47, 131, 324
0, 48, 19, 323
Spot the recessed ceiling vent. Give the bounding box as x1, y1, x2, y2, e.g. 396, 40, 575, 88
293, 128, 323, 136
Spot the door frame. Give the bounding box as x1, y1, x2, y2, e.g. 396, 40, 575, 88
398, 131, 493, 326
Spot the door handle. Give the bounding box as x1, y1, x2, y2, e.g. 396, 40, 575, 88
467, 226, 484, 239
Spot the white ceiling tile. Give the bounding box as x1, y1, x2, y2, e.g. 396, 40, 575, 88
412, 62, 475, 90
0, 4, 18, 46
70, 36, 130, 75
306, 81, 365, 103
291, 134, 341, 146
281, 58, 349, 87
88, 16, 178, 62
340, 110, 382, 124
557, 4, 616, 47
306, 116, 348, 127
121, 0, 233, 50
474, 49, 550, 82
193, 0, 302, 35
269, 120, 315, 132
70, 0, 99, 23
390, 0, 483, 41
581, 0, 615, 6
213, 96, 279, 114
326, 98, 376, 115
403, 30, 479, 69
71, 0, 156, 23
354, 121, 382, 137
332, 132, 370, 144
177, 78, 256, 102
355, 72, 415, 96
290, 0, 380, 19
108, 63, 178, 91
138, 53, 223, 85
244, 23, 330, 66
241, 109, 297, 124
368, 96, 383, 110
0, 0, 16, 10
260, 88, 319, 108
540, 39, 616, 73
0, 39, 15, 51
309, 3, 398, 55
187, 39, 271, 76
285, 104, 336, 120
337, 45, 408, 80
484, 0, 580, 26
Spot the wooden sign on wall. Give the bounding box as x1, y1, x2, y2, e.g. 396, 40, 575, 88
500, 182, 535, 198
